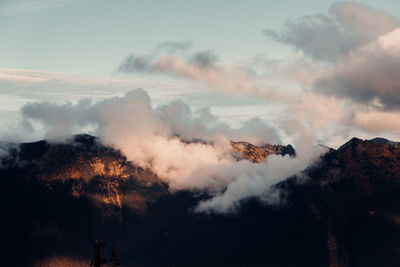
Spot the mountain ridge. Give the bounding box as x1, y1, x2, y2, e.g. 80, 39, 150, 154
0, 134, 399, 266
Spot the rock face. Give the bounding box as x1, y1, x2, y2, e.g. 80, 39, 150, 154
0, 135, 400, 266
7, 134, 165, 213
231, 141, 295, 162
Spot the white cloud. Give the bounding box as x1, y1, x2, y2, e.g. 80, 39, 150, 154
19, 89, 322, 213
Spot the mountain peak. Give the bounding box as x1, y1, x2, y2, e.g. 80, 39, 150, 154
369, 137, 400, 146
231, 141, 295, 163
69, 133, 98, 146
339, 136, 399, 151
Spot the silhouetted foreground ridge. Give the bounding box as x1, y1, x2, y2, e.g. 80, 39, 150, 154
0, 134, 399, 266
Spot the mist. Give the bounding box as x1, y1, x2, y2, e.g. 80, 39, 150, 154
19, 89, 324, 213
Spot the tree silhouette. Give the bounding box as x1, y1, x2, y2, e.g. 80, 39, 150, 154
90, 240, 107, 267
110, 248, 121, 266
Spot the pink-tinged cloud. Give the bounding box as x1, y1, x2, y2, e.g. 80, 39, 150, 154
19, 89, 325, 213
315, 28, 400, 110
119, 50, 256, 96
265, 1, 399, 61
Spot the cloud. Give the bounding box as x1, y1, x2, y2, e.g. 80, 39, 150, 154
264, 13, 353, 62
352, 108, 400, 134
196, 155, 301, 213
0, 0, 83, 16
116, 29, 400, 144
117, 50, 298, 105
329, 2, 398, 35
0, 142, 31, 169
22, 99, 97, 141
22, 89, 281, 145
197, 120, 326, 213
117, 54, 153, 73
264, 2, 399, 62
0, 67, 201, 142
117, 43, 316, 106
118, 40, 194, 72
0, 67, 304, 145
20, 89, 322, 213
189, 50, 219, 68
289, 94, 343, 127
315, 28, 400, 110
0, 68, 198, 106
0, 146, 11, 168
155, 40, 193, 53
264, 2, 400, 134
156, 100, 281, 145
118, 48, 257, 96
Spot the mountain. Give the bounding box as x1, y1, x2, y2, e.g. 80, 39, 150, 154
0, 135, 399, 266
231, 141, 295, 162
281, 137, 400, 267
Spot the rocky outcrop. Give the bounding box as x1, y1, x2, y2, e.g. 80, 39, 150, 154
231, 141, 295, 162
3, 134, 167, 216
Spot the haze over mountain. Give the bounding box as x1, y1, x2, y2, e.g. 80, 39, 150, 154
2, 1, 400, 266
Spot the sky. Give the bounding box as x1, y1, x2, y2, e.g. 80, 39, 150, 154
1, 0, 400, 212
1, 0, 400, 74
1, 0, 400, 147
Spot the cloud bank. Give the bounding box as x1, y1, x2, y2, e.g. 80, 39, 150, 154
264, 1, 400, 136
21, 89, 323, 213
315, 28, 400, 110
265, 2, 399, 61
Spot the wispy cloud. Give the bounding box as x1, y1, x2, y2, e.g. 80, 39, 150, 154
0, 0, 84, 15
118, 50, 257, 96
155, 40, 193, 53
0, 68, 195, 104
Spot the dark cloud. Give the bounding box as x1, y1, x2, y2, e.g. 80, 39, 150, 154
189, 50, 219, 68
264, 2, 399, 62
118, 41, 193, 73
264, 14, 355, 61
156, 40, 192, 53
117, 54, 153, 73
315, 45, 400, 110
265, 2, 400, 110
117, 49, 255, 94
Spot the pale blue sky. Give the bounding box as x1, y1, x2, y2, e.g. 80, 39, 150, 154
1, 0, 399, 75
1, 0, 400, 146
